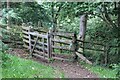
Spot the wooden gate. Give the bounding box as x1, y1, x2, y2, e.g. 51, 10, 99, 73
22, 25, 106, 64
22, 26, 52, 61
50, 32, 77, 61
22, 24, 78, 61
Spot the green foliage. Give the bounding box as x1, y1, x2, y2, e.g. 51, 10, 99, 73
0, 28, 10, 68
87, 17, 118, 42
57, 16, 118, 66
0, 8, 21, 26
1, 2, 119, 77
0, 18, 6, 26
12, 2, 52, 27
116, 64, 120, 78
0, 41, 8, 52
85, 17, 119, 65
0, 28, 9, 40
9, 25, 23, 40
58, 17, 79, 33
1, 25, 23, 48
80, 62, 117, 78
2, 54, 64, 78
0, 51, 11, 68
0, 28, 9, 50
110, 63, 120, 78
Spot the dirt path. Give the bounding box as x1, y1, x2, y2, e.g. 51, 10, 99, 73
8, 48, 98, 78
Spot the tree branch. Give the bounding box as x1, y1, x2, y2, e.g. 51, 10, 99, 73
103, 3, 117, 28
97, 4, 117, 28
97, 6, 113, 27
55, 3, 63, 20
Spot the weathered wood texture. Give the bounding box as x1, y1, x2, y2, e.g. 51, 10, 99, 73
28, 27, 32, 53
22, 25, 49, 61
47, 32, 52, 58
22, 25, 107, 63
31, 35, 39, 55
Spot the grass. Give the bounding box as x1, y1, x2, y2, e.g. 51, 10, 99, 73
2, 54, 64, 78
80, 62, 117, 78
0, 64, 1, 79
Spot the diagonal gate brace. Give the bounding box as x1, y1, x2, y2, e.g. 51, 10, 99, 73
31, 35, 39, 55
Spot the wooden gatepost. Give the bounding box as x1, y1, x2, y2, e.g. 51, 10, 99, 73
72, 33, 78, 61
47, 30, 52, 59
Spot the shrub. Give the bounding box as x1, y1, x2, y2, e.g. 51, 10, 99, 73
109, 63, 120, 78
116, 63, 120, 78
0, 28, 11, 67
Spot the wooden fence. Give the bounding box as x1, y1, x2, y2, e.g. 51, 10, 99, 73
22, 25, 77, 61
22, 25, 111, 64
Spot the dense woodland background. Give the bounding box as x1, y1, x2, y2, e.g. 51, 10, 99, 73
0, 1, 120, 78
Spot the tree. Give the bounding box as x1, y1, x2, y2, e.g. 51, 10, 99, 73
1, 1, 119, 65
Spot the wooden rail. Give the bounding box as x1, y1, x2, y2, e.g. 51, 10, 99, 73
22, 26, 115, 63
52, 32, 74, 37
51, 39, 72, 45
52, 45, 72, 51
77, 39, 105, 46
22, 26, 49, 61
79, 46, 104, 52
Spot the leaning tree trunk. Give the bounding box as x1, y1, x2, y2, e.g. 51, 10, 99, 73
79, 14, 88, 38
75, 14, 92, 64
79, 14, 88, 53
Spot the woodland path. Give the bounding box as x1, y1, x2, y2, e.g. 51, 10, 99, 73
8, 48, 98, 78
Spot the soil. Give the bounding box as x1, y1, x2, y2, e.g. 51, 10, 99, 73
8, 48, 98, 78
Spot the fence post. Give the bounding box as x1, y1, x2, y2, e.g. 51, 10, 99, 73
28, 27, 32, 53
104, 44, 109, 66
38, 21, 42, 27
22, 23, 25, 47
59, 36, 62, 53
72, 33, 78, 61
42, 37, 45, 58
47, 30, 52, 59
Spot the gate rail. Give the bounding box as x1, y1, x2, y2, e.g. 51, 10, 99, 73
22, 25, 118, 64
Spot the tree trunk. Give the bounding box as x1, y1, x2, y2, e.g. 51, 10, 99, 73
75, 14, 92, 65
78, 14, 88, 53
0, 2, 2, 18
7, 0, 10, 30
79, 14, 88, 40
51, 2, 56, 31
117, 2, 120, 63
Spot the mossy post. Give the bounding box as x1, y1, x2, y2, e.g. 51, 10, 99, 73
78, 14, 88, 54
72, 33, 78, 61
48, 28, 52, 60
